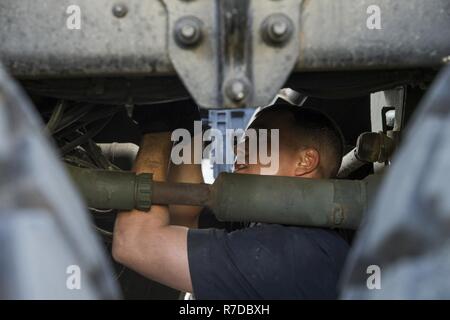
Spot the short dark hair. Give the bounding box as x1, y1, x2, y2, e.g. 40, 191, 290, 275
253, 104, 345, 178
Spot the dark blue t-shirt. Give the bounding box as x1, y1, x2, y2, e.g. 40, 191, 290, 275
187, 223, 349, 299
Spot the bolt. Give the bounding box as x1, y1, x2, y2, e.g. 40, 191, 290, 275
271, 21, 288, 38
174, 17, 203, 48
226, 79, 248, 103
230, 82, 245, 101
443, 56, 450, 64
261, 14, 293, 46
181, 25, 196, 39
112, 4, 128, 18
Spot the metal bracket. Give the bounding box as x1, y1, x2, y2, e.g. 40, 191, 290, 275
161, 0, 301, 108
370, 87, 406, 172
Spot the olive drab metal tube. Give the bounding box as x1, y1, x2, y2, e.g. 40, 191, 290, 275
66, 165, 152, 211
211, 173, 380, 229
67, 165, 381, 229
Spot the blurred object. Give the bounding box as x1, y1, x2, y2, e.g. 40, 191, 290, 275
338, 132, 395, 178
341, 65, 450, 299
0, 63, 120, 299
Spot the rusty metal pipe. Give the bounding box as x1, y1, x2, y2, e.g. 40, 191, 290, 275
152, 181, 211, 207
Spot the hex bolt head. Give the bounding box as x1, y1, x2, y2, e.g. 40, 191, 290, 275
226, 79, 249, 103
174, 16, 203, 48
272, 21, 288, 37
112, 4, 128, 18
261, 13, 294, 46
181, 25, 196, 39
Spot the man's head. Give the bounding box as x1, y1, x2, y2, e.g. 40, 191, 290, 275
234, 104, 344, 179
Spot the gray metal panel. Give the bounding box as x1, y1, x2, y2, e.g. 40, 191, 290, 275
296, 0, 450, 71
0, 0, 448, 78
0, 0, 172, 77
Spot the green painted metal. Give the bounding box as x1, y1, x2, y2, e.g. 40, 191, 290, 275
66, 165, 152, 211
67, 165, 381, 229
212, 173, 380, 229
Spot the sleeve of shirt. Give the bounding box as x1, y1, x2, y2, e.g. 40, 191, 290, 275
187, 225, 296, 300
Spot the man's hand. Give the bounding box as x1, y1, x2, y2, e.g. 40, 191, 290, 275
112, 132, 194, 293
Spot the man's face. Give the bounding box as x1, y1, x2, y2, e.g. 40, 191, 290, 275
233, 135, 296, 176
232, 109, 324, 179
233, 111, 297, 177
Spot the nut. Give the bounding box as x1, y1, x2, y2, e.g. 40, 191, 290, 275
225, 79, 249, 103
261, 13, 294, 46
174, 16, 203, 48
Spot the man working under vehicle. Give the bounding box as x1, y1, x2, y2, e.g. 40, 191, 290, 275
112, 102, 349, 299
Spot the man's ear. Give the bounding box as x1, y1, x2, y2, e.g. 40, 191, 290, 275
294, 148, 320, 177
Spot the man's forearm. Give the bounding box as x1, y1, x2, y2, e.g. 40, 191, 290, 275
112, 133, 193, 292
